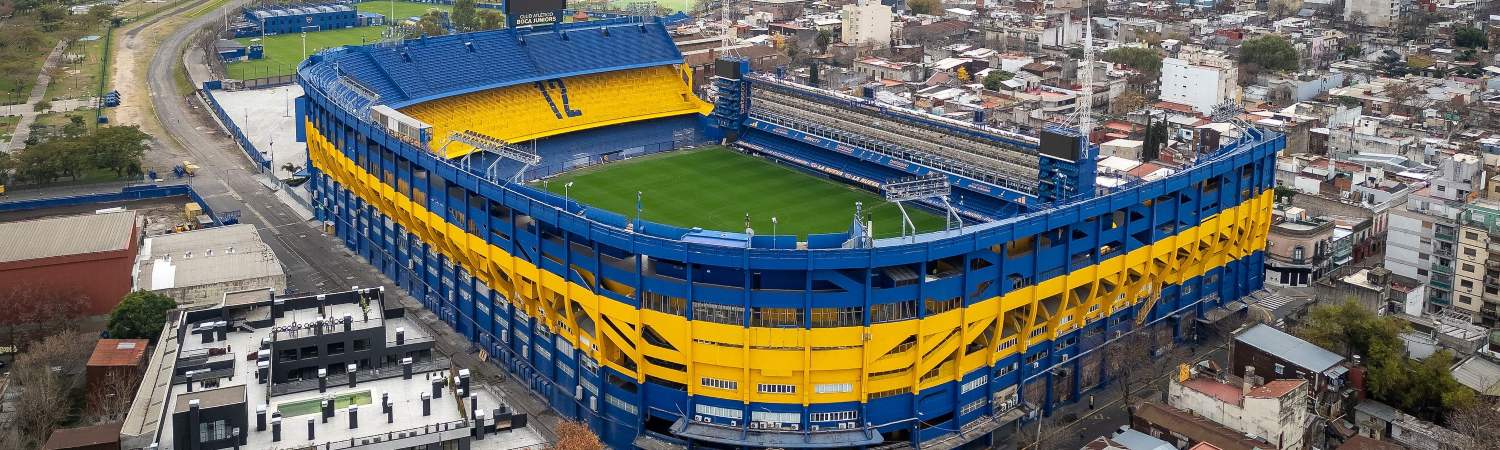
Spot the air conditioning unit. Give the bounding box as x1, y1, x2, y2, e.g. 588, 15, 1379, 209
811, 425, 820, 431
729, 420, 737, 427
848, 422, 858, 429
575, 385, 583, 399
788, 424, 798, 431
694, 415, 704, 422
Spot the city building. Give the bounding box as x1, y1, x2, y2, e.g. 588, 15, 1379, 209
1264, 214, 1334, 287
42, 422, 124, 450
1342, 0, 1407, 28
133, 224, 287, 309
1159, 47, 1240, 115
87, 339, 150, 411
853, 56, 923, 82
1230, 323, 1350, 414
1353, 400, 1471, 449
1131, 402, 1278, 450
118, 287, 544, 449
1453, 200, 1500, 325
0, 211, 141, 315
840, 0, 892, 47
1384, 154, 1483, 315
1166, 367, 1311, 450
750, 0, 805, 21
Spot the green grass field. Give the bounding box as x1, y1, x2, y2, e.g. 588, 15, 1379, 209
357, 0, 453, 22
230, 27, 389, 79
276, 390, 373, 417
538, 147, 948, 239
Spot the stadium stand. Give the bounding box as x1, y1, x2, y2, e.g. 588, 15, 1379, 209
401, 65, 712, 159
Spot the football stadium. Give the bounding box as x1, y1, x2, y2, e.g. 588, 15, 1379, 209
296, 14, 1282, 450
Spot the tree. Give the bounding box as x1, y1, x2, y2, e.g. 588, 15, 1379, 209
87, 368, 140, 423
1101, 47, 1163, 77
1456, 26, 1488, 49
477, 10, 505, 30
815, 29, 831, 51
551, 421, 604, 450
87, 125, 149, 177
1448, 396, 1500, 450
956, 66, 970, 82
982, 70, 1014, 91
1341, 45, 1362, 60
0, 282, 89, 349
1297, 300, 1474, 422
1106, 328, 1188, 405
1239, 35, 1299, 72
106, 291, 177, 341
12, 331, 93, 445
451, 0, 477, 32
418, 10, 448, 36
1110, 91, 1146, 114
907, 0, 939, 15
1273, 185, 1297, 202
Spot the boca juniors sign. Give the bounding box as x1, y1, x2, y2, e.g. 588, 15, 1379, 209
507, 0, 565, 27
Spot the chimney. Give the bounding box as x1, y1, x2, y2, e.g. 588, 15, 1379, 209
217, 321, 227, 341
348, 405, 358, 429
188, 400, 202, 450
256, 405, 267, 431
187, 373, 195, 392
421, 392, 431, 416
433, 378, 444, 399
470, 394, 478, 416
1243, 366, 1256, 396
459, 369, 471, 396
347, 363, 358, 388
343, 314, 352, 332
396, 327, 405, 345
474, 410, 487, 440
402, 357, 413, 379
383, 393, 393, 423
318, 368, 328, 393
322, 398, 334, 423
271, 417, 282, 442
201, 327, 214, 344
256, 361, 269, 384
307, 418, 315, 441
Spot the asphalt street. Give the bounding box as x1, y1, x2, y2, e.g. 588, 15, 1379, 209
145, 0, 563, 440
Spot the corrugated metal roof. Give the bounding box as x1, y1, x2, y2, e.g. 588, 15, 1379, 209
0, 211, 136, 263
87, 338, 150, 367
1451, 356, 1500, 395
1235, 323, 1345, 373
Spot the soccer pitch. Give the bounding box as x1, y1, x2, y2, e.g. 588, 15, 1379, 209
538, 147, 949, 239
230, 27, 389, 79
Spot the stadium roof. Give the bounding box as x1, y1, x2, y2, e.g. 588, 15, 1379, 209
300, 18, 683, 109
246, 3, 353, 19
0, 211, 137, 264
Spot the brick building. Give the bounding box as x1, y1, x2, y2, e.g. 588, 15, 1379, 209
0, 211, 141, 315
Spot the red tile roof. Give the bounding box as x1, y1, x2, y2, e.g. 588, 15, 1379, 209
1247, 379, 1305, 399
41, 422, 122, 450
87, 339, 149, 368
1182, 377, 1245, 406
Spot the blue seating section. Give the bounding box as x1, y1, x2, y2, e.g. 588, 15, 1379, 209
297, 17, 683, 109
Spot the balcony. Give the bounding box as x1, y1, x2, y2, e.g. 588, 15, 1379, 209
1433, 247, 1455, 258
1431, 277, 1453, 291
1432, 264, 1455, 276
1436, 231, 1458, 242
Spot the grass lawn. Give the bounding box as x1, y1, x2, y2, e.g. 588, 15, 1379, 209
276, 390, 373, 417
537, 147, 947, 239
0, 115, 19, 142
45, 30, 109, 102
230, 27, 390, 79
608, 0, 694, 12
356, 0, 453, 22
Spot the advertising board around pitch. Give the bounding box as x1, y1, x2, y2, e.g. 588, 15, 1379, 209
507, 0, 565, 26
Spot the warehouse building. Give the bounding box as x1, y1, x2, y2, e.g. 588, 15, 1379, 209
0, 211, 141, 315
243, 3, 356, 35
133, 224, 287, 309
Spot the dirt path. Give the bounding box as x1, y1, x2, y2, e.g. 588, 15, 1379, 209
108, 0, 217, 167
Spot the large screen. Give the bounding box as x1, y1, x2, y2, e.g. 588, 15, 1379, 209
1039, 129, 1082, 161
508, 0, 565, 26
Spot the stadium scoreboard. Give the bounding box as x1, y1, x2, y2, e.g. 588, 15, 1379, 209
508, 0, 565, 27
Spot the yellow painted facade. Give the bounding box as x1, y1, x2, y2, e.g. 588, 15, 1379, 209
308, 122, 1273, 406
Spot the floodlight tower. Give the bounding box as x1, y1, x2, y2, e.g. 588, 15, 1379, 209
1077, 3, 1095, 139
882, 174, 958, 241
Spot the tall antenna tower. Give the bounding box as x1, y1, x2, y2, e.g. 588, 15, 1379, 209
1077, 4, 1095, 138
720, 0, 736, 55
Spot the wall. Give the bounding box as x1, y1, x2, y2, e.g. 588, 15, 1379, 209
1160, 58, 1231, 114
155, 275, 288, 309
0, 227, 140, 315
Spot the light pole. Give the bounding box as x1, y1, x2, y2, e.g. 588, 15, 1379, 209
564, 181, 574, 213
771, 216, 778, 249
301, 31, 307, 61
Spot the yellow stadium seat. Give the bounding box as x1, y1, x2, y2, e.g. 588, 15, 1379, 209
401, 65, 712, 159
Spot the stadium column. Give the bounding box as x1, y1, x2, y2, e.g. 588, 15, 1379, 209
802, 256, 812, 412
909, 259, 926, 428
858, 266, 873, 424
735, 250, 752, 424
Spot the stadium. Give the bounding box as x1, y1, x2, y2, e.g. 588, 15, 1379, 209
296, 14, 1282, 450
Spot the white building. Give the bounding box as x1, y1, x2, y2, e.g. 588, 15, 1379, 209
133, 224, 287, 308
1344, 0, 1406, 28
1167, 369, 1311, 450
846, 0, 888, 47
1159, 47, 1240, 115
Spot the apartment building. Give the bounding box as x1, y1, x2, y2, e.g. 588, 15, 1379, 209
1159, 46, 1240, 115
1167, 368, 1311, 450
1454, 200, 1500, 325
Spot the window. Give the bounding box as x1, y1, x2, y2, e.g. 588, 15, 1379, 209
1273, 363, 1285, 375
751, 411, 800, 424
1466, 248, 1478, 257
353, 339, 369, 351
810, 307, 863, 328
701, 377, 737, 391
1464, 264, 1476, 273
758, 383, 796, 394
810, 410, 858, 422
643, 292, 686, 315
693, 303, 745, 325
814, 383, 852, 394
693, 405, 741, 423
926, 297, 961, 314
1462, 280, 1474, 289
751, 307, 803, 327
328, 342, 345, 355
1291, 246, 1305, 262
961, 375, 989, 394
960, 398, 986, 415
870, 300, 917, 323
198, 419, 229, 443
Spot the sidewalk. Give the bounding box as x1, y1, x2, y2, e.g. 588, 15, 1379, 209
4, 40, 71, 152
